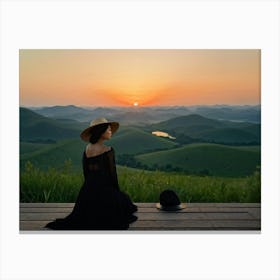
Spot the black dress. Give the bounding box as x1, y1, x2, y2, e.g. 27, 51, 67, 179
45, 147, 138, 230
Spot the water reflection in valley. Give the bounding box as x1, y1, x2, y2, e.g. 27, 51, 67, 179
152, 131, 176, 139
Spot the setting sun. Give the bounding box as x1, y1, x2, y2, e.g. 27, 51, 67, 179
133, 102, 139, 107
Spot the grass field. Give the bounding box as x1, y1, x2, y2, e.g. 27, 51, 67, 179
20, 161, 260, 203
20, 139, 260, 177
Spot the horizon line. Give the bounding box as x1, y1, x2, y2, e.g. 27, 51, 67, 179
20, 103, 261, 108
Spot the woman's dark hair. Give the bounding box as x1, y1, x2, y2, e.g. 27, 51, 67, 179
89, 123, 109, 144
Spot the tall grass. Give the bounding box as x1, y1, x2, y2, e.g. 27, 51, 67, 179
20, 161, 82, 202
20, 161, 261, 203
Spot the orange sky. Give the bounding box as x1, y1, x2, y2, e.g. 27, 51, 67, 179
19, 49, 260, 107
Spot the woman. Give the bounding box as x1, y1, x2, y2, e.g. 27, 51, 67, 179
45, 118, 138, 230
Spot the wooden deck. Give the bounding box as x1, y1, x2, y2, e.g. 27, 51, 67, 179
20, 203, 261, 231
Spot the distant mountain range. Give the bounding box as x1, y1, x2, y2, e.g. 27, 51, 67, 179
20, 107, 260, 144
30, 105, 120, 122
28, 104, 261, 124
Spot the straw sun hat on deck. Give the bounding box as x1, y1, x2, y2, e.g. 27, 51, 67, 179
80, 117, 119, 142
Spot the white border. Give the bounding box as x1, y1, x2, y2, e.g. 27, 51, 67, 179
1, 1, 280, 280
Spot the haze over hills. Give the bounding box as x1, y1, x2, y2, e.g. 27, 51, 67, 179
193, 105, 260, 123
27, 104, 261, 124
31, 105, 120, 122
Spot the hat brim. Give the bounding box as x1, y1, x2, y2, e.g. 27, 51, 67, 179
156, 203, 186, 211
80, 121, 119, 142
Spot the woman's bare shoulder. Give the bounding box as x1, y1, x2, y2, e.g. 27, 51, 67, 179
85, 144, 112, 157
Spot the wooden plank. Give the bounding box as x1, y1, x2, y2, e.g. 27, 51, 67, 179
140, 202, 258, 208
20, 203, 261, 208
20, 222, 212, 231
20, 205, 260, 214
130, 220, 260, 230
197, 207, 258, 213
151, 212, 257, 220
20, 221, 51, 231
135, 207, 258, 214
247, 208, 261, 219
19, 203, 158, 209
20, 220, 214, 231
211, 220, 260, 230
19, 207, 210, 213
129, 220, 214, 229
20, 203, 75, 208
20, 212, 207, 221
20, 211, 255, 222
20, 208, 74, 213
21, 213, 70, 221
19, 207, 259, 215
20, 220, 215, 230
203, 212, 255, 220
20, 220, 260, 231
187, 203, 260, 208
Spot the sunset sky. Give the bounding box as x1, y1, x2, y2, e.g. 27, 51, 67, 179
19, 49, 260, 107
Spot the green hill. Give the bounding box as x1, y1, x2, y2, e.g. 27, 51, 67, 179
194, 128, 259, 144
20, 139, 86, 171
146, 114, 260, 144
150, 114, 224, 130
20, 142, 55, 155
135, 143, 260, 177
107, 127, 178, 155
20, 107, 83, 141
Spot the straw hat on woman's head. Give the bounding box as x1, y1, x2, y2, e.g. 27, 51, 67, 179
80, 117, 119, 142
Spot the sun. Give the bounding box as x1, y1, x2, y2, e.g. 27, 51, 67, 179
133, 102, 139, 107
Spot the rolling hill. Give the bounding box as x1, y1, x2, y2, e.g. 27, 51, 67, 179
107, 127, 178, 154
193, 128, 259, 143
135, 143, 260, 177
20, 107, 83, 141
146, 114, 260, 144
20, 139, 86, 171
